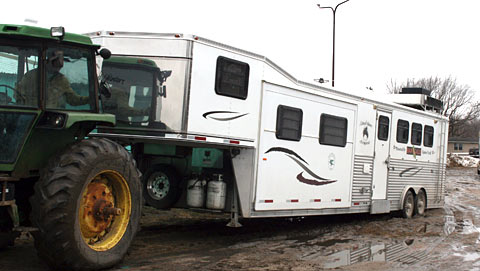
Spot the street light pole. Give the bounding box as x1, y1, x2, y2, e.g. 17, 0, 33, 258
317, 0, 350, 88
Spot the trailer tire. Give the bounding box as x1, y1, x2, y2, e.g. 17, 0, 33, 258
402, 190, 415, 219
30, 138, 142, 271
143, 165, 180, 209
415, 189, 426, 216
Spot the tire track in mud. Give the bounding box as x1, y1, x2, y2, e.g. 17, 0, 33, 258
2, 168, 480, 271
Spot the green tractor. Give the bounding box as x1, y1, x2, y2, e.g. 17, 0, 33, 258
0, 25, 142, 270
96, 55, 227, 212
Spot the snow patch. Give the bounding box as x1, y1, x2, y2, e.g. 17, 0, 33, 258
447, 154, 480, 168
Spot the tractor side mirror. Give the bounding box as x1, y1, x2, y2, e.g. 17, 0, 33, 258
99, 48, 111, 60
159, 85, 167, 98
158, 70, 172, 98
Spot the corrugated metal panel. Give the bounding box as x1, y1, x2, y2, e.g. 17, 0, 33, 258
352, 155, 373, 207
387, 158, 445, 210
385, 243, 408, 262
350, 246, 371, 264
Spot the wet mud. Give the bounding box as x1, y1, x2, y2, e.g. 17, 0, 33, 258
1, 168, 479, 270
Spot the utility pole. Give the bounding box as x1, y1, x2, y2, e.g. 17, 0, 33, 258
317, 0, 350, 87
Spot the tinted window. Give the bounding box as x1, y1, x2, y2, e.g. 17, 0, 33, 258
45, 47, 95, 111
411, 123, 422, 146
215, 56, 249, 99
378, 115, 390, 141
396, 119, 409, 143
0, 112, 36, 163
0, 45, 39, 107
319, 114, 348, 147
276, 105, 302, 141
424, 125, 434, 147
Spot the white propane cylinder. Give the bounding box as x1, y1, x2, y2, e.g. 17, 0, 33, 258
186, 178, 205, 208
206, 174, 227, 210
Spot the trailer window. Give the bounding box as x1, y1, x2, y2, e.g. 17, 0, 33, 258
411, 123, 422, 146
319, 114, 348, 147
215, 56, 249, 100
377, 116, 389, 141
396, 119, 409, 144
276, 105, 302, 141
424, 125, 434, 147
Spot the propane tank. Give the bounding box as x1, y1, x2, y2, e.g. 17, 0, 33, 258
206, 174, 227, 210
186, 176, 206, 208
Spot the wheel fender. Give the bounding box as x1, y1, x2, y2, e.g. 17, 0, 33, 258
399, 186, 423, 208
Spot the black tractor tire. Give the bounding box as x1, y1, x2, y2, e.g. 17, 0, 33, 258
30, 138, 142, 271
143, 165, 180, 209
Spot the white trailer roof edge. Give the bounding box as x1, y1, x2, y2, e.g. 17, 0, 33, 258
88, 30, 447, 121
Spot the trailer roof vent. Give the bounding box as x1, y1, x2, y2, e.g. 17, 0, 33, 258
389, 88, 443, 113
400, 87, 431, 95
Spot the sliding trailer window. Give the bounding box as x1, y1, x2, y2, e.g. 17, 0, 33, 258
215, 56, 249, 100
396, 119, 409, 144
319, 114, 348, 147
377, 115, 390, 141
411, 123, 422, 146
276, 105, 303, 141
424, 125, 434, 147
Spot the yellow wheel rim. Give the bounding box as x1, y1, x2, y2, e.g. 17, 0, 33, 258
78, 170, 131, 251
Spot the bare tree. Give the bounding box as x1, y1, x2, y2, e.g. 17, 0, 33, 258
387, 76, 480, 137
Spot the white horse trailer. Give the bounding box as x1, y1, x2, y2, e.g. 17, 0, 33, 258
88, 31, 448, 224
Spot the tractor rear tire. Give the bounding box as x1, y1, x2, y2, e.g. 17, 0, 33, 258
30, 138, 141, 271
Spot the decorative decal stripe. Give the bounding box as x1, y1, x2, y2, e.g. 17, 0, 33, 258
399, 167, 423, 177
297, 172, 336, 186
265, 147, 308, 165
265, 147, 337, 186
202, 111, 248, 121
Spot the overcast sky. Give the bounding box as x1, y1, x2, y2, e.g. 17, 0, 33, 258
3, 0, 480, 96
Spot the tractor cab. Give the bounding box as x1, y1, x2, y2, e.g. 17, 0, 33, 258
0, 25, 112, 177
96, 53, 189, 134
100, 56, 171, 127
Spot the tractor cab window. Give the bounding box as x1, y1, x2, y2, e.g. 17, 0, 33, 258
0, 44, 39, 163
44, 47, 95, 111
100, 56, 187, 131
0, 45, 39, 107
101, 59, 155, 124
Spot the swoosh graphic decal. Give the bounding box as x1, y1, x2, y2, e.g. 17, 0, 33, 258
203, 111, 248, 121
265, 147, 308, 165
296, 172, 337, 186
399, 167, 423, 177
265, 147, 337, 186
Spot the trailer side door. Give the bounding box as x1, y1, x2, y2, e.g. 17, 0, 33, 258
371, 110, 392, 213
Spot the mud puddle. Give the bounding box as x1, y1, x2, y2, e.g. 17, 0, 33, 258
2, 168, 480, 271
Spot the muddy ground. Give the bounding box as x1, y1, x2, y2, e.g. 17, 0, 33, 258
1, 168, 479, 270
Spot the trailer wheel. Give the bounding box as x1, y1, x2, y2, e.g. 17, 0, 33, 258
402, 190, 415, 219
30, 138, 142, 271
143, 165, 180, 209
415, 189, 426, 216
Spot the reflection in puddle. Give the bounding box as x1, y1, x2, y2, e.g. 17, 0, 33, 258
319, 240, 429, 269
444, 215, 456, 236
